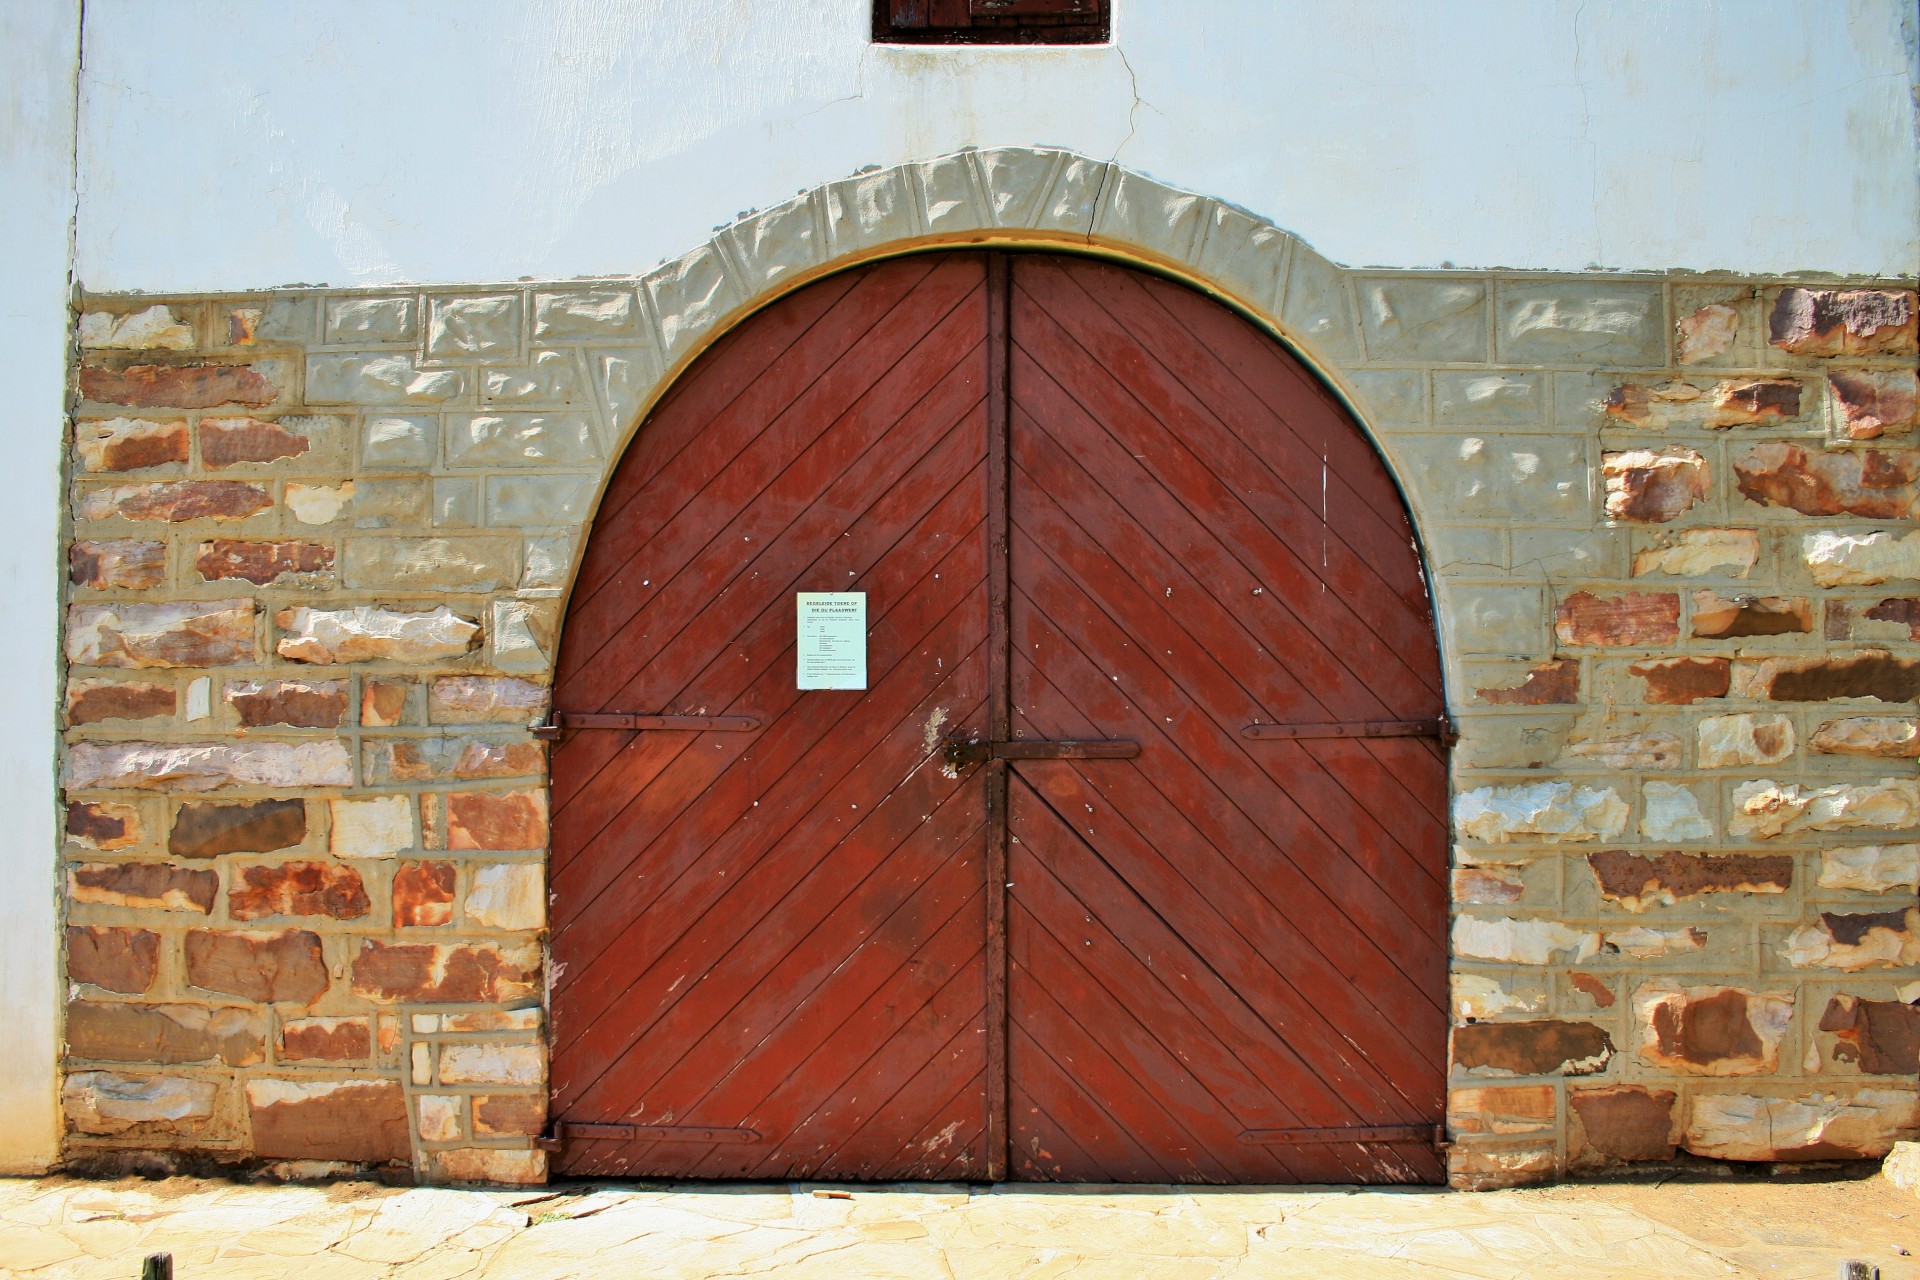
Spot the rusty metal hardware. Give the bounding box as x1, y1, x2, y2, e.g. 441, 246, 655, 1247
537, 1120, 763, 1151
944, 737, 1141, 768
532, 712, 761, 742
1241, 717, 1456, 745
1237, 1123, 1446, 1149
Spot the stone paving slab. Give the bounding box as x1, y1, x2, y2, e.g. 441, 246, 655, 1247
0, 1173, 1913, 1279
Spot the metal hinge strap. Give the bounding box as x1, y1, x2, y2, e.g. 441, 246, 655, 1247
539, 1121, 763, 1148
1237, 1123, 1447, 1148
944, 738, 1141, 767
1241, 717, 1456, 745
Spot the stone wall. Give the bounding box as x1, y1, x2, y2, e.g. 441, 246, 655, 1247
55, 149, 1920, 1187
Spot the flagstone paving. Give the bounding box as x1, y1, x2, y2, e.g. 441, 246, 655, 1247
0, 1171, 1912, 1279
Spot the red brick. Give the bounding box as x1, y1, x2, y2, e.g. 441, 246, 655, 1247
1567, 973, 1616, 1009
247, 1079, 409, 1163
1454, 1021, 1614, 1076
1475, 659, 1578, 706
66, 680, 175, 726
199, 417, 310, 467
1554, 592, 1680, 647
185, 929, 329, 1004
69, 861, 217, 913
229, 861, 370, 921
69, 540, 167, 589
393, 861, 455, 927
196, 539, 334, 584
65, 925, 159, 994
1570, 1086, 1677, 1163
472, 1093, 546, 1137
1587, 851, 1792, 910
1821, 997, 1920, 1074
80, 362, 277, 409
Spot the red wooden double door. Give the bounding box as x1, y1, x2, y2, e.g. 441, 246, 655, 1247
547, 251, 1448, 1183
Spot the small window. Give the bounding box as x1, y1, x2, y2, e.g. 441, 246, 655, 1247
874, 0, 1109, 45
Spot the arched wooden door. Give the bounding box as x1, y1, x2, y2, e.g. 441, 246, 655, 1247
546, 251, 1449, 1183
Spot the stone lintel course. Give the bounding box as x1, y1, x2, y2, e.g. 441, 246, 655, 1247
60, 149, 1919, 1187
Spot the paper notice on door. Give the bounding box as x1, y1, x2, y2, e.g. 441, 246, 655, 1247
796, 592, 867, 690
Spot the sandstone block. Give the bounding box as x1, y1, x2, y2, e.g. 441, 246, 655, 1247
342, 536, 518, 591
361, 679, 412, 727
417, 1093, 464, 1143
1686, 1088, 1918, 1162
1818, 844, 1920, 893
1888, 1142, 1920, 1197
79, 305, 195, 351
1498, 281, 1663, 364
364, 738, 544, 785
66, 599, 253, 668
1604, 378, 1801, 429
1474, 659, 1578, 706
1805, 530, 1920, 585
276, 605, 480, 664
1454, 1020, 1612, 1077
1735, 650, 1920, 702
393, 861, 456, 926
1640, 781, 1713, 842
63, 1071, 217, 1135
1554, 591, 1679, 646
1352, 278, 1488, 361
196, 539, 334, 585
1570, 1086, 1678, 1164
1445, 1145, 1556, 1192
534, 288, 636, 338
1822, 997, 1920, 1074
69, 861, 217, 913
64, 740, 352, 791
1448, 1085, 1555, 1138
444, 790, 550, 851
229, 861, 370, 921
439, 1043, 544, 1087
1633, 982, 1792, 1076
1734, 444, 1919, 520
1432, 372, 1542, 426
1601, 450, 1708, 524
1632, 529, 1758, 578
1451, 974, 1548, 1019
185, 928, 328, 1003
76, 417, 189, 472
1452, 867, 1523, 906
1393, 436, 1588, 524
1677, 303, 1739, 364
1731, 777, 1920, 839
69, 539, 167, 590
199, 416, 314, 468
227, 297, 313, 345
429, 1148, 546, 1186
225, 678, 347, 728
1587, 851, 1791, 911
1606, 926, 1707, 958
66, 1000, 266, 1066
246, 1078, 410, 1163
79, 479, 272, 523
1829, 369, 1919, 440
1811, 716, 1920, 758
305, 354, 464, 405
66, 680, 174, 726
325, 296, 417, 343
348, 478, 429, 528
473, 1094, 545, 1138
329, 796, 414, 858
1690, 591, 1810, 638
1454, 782, 1626, 844
1452, 916, 1598, 965
170, 798, 307, 857
428, 294, 523, 358
444, 413, 597, 469
351, 940, 540, 1003
66, 925, 160, 994
1630, 656, 1730, 704
1697, 712, 1796, 768
465, 863, 545, 931
483, 351, 585, 406
1784, 908, 1920, 970
1769, 287, 1917, 356
67, 801, 143, 851
486, 474, 595, 527
1864, 598, 1920, 639
81, 362, 276, 409
428, 676, 550, 724
362, 414, 436, 468
281, 1016, 372, 1062
1565, 731, 1681, 770
285, 481, 355, 525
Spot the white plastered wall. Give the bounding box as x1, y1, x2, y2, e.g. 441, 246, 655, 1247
0, 0, 79, 1174
3, 0, 1916, 1164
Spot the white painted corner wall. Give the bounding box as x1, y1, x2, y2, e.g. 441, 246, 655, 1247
0, 0, 78, 1174
75, 0, 1920, 294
